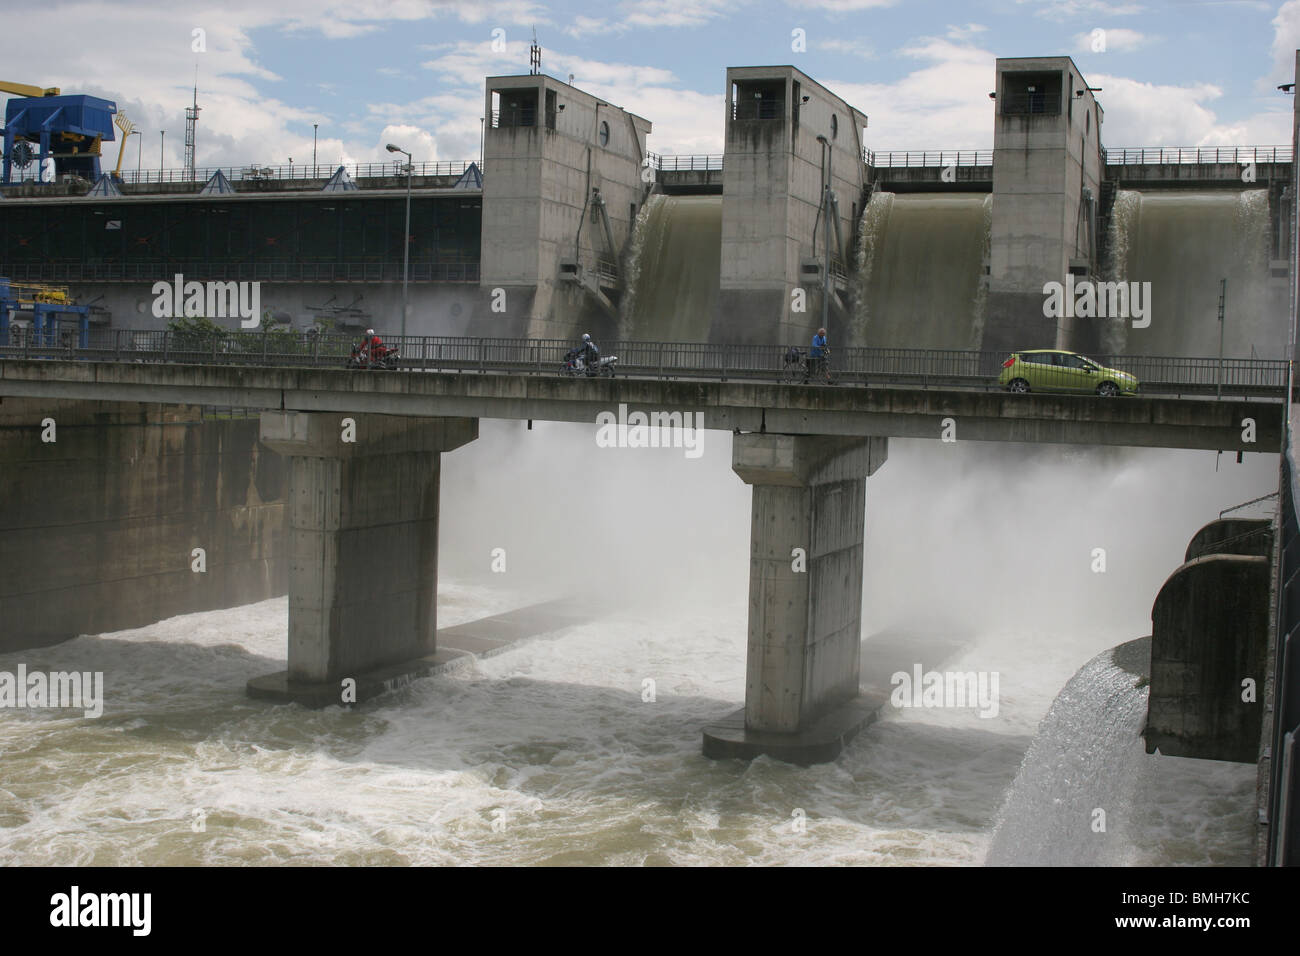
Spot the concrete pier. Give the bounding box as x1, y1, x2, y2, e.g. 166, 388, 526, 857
704, 432, 887, 762
480, 74, 652, 339
248, 411, 476, 705
717, 66, 868, 346
986, 57, 1104, 356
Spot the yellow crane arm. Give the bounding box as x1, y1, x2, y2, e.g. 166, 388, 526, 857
113, 113, 134, 176
0, 81, 61, 98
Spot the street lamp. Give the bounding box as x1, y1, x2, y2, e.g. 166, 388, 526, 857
816, 134, 832, 337
387, 142, 413, 342
313, 123, 318, 177
159, 130, 165, 180
129, 129, 141, 181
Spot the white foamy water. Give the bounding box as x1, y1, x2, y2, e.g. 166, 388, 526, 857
0, 425, 1270, 866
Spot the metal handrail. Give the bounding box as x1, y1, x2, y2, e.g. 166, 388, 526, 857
112, 160, 480, 186
1105, 146, 1294, 166
0, 330, 1289, 398
0, 261, 480, 283
867, 150, 994, 168
645, 153, 724, 172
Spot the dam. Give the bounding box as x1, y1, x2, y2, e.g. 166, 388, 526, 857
1, 58, 1291, 358
1, 51, 1298, 870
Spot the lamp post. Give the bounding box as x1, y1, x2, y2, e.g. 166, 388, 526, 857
816, 134, 832, 336
313, 124, 318, 177
159, 130, 165, 180
387, 143, 413, 342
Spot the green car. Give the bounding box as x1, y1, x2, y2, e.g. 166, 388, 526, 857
999, 349, 1139, 396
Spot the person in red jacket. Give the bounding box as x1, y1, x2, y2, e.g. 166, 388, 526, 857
357, 328, 387, 364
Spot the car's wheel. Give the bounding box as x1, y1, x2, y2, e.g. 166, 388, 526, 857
1007, 378, 1030, 393
1097, 381, 1119, 397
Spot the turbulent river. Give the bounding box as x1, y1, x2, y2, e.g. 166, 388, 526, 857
0, 423, 1268, 865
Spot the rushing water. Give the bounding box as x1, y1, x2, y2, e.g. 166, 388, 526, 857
619, 195, 722, 343
1105, 189, 1283, 358
987, 637, 1257, 866
0, 428, 1269, 865
849, 191, 992, 350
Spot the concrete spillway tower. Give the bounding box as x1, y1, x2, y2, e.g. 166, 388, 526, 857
985, 57, 1104, 355
479, 75, 651, 338
717, 66, 869, 346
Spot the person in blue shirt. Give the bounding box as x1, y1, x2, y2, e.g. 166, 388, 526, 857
805, 327, 828, 383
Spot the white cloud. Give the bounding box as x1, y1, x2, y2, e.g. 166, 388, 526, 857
786, 0, 896, 10
418, 40, 721, 154
563, 16, 620, 38
1270, 0, 1300, 87
1088, 74, 1291, 145
1018, 0, 1144, 19
817, 38, 875, 58
831, 33, 997, 150
1072, 27, 1148, 54
620, 0, 735, 29
946, 23, 987, 41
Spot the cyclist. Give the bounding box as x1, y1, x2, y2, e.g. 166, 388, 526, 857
805, 328, 828, 383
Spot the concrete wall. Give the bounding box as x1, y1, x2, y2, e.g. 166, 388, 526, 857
480, 74, 652, 340
1185, 517, 1273, 561
718, 66, 868, 346
1145, 518, 1273, 763
987, 56, 1104, 355
0, 398, 285, 651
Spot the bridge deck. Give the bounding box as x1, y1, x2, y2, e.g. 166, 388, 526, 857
0, 356, 1282, 451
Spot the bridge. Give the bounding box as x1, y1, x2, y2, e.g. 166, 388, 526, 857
0, 332, 1287, 765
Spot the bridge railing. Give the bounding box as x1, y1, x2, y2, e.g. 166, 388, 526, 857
0, 330, 1290, 397
116, 159, 480, 186
0, 261, 481, 284
866, 150, 994, 168
1105, 146, 1293, 166
645, 153, 724, 172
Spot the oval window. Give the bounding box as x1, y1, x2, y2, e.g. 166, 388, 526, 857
599, 121, 610, 146
831, 113, 838, 139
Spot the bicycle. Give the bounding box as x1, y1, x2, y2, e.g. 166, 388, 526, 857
780, 347, 835, 385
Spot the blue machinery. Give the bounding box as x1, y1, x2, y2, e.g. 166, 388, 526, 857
0, 277, 91, 346
2, 93, 116, 184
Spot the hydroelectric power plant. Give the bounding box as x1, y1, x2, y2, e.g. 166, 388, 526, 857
1, 47, 1298, 874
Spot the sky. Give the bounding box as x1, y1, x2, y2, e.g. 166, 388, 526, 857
4, 0, 1300, 172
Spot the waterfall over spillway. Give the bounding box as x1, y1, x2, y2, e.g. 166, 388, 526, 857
1105, 189, 1282, 358
619, 194, 721, 342
850, 191, 991, 350
985, 638, 1151, 866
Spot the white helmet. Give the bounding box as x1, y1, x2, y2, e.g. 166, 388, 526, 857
582, 333, 591, 342
366, 329, 375, 335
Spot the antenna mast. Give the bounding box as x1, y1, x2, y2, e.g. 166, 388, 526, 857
184, 68, 201, 181
530, 27, 541, 75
